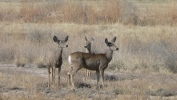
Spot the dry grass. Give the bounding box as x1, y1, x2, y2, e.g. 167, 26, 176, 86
135, 0, 177, 26
0, 66, 50, 100
2, 65, 177, 100
0, 23, 177, 73
0, 0, 176, 25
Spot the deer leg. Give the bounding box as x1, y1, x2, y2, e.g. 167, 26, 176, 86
86, 70, 91, 81
100, 70, 104, 88
85, 69, 87, 80
48, 66, 50, 87
67, 73, 70, 86
85, 69, 90, 80
67, 67, 73, 86
54, 67, 56, 85
58, 67, 61, 87
69, 67, 82, 89
96, 70, 100, 88
52, 67, 54, 82
52, 67, 56, 85
88, 70, 91, 81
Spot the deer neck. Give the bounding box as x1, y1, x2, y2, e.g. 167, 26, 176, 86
86, 48, 91, 54
105, 48, 113, 63
53, 48, 63, 66
55, 48, 63, 60
58, 48, 63, 58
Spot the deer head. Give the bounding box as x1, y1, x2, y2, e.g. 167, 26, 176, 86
84, 37, 94, 49
105, 37, 119, 51
53, 35, 69, 48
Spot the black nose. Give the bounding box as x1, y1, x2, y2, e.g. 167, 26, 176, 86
116, 48, 119, 50
66, 45, 68, 47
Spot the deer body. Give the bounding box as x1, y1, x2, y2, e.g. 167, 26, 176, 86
69, 52, 110, 70
47, 35, 68, 88
47, 49, 63, 68
68, 37, 118, 89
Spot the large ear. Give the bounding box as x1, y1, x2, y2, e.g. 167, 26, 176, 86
111, 37, 116, 43
91, 38, 94, 41
85, 37, 88, 41
65, 36, 69, 42
53, 35, 59, 42
105, 38, 109, 45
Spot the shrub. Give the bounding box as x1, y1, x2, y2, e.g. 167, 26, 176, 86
113, 88, 123, 95
165, 53, 177, 73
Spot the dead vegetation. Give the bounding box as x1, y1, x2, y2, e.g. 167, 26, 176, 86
0, 65, 177, 100
1, 23, 176, 74
0, 23, 177, 99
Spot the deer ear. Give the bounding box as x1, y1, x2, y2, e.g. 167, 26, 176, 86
105, 38, 108, 45
65, 36, 69, 42
111, 37, 116, 43
53, 35, 59, 42
91, 38, 94, 41
85, 37, 88, 41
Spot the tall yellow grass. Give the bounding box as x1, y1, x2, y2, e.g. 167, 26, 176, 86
0, 0, 176, 25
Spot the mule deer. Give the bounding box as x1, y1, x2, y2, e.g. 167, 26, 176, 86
67, 37, 118, 89
47, 35, 69, 87
84, 37, 94, 80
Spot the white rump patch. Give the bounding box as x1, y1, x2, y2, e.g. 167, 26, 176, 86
68, 55, 72, 64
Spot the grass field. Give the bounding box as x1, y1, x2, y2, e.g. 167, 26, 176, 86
0, 0, 177, 99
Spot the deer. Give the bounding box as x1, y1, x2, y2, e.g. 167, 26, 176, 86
84, 37, 94, 80
47, 35, 69, 88
67, 37, 119, 89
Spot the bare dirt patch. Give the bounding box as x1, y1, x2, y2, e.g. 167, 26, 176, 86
0, 64, 177, 100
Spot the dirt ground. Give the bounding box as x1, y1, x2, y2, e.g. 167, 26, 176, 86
0, 64, 177, 100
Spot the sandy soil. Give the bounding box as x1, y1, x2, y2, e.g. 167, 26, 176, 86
0, 64, 47, 77
0, 64, 177, 100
